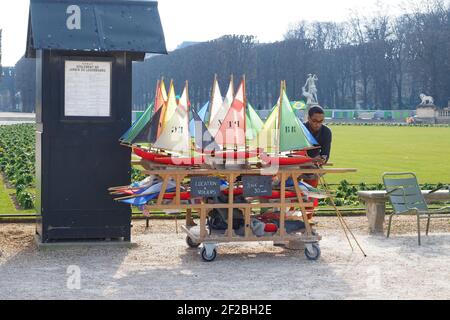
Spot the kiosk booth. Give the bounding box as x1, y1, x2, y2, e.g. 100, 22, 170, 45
25, 0, 167, 243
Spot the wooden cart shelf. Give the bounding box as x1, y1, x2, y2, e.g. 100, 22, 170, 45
135, 164, 356, 262
181, 225, 322, 244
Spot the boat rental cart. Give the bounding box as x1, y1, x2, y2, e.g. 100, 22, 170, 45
137, 165, 356, 262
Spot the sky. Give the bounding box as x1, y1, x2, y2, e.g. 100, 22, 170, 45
0, 0, 421, 67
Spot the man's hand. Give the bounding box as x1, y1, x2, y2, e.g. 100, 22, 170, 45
312, 156, 327, 165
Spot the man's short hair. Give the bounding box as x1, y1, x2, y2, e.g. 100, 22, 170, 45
308, 106, 325, 118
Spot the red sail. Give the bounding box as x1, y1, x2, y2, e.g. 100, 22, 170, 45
214, 80, 246, 148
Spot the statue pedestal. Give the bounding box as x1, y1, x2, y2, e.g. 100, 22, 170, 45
416, 104, 438, 124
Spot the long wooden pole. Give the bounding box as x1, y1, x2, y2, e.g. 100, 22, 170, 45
320, 174, 367, 257
276, 80, 284, 156
209, 74, 217, 125
243, 75, 248, 166
186, 80, 192, 159
154, 79, 160, 111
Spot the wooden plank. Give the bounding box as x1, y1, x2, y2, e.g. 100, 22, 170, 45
279, 173, 286, 237
292, 174, 303, 204
245, 207, 251, 238
227, 173, 235, 240
293, 173, 313, 236
144, 202, 315, 211
185, 208, 195, 227
156, 175, 169, 205
199, 207, 207, 240
175, 175, 183, 206
204, 235, 322, 243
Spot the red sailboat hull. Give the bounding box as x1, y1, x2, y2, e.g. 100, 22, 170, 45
133, 147, 169, 162
152, 156, 206, 166
260, 153, 313, 166
211, 150, 259, 159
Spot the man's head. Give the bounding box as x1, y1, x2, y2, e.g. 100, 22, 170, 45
308, 106, 325, 133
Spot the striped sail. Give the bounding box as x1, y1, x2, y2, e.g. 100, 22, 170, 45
214, 79, 246, 149
208, 76, 234, 138
208, 77, 223, 126
153, 83, 191, 155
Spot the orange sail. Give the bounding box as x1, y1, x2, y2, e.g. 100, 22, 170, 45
154, 79, 167, 114
214, 79, 246, 149
157, 80, 175, 138
154, 79, 168, 139
153, 81, 191, 156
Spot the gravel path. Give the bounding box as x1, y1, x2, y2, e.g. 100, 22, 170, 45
1, 216, 449, 300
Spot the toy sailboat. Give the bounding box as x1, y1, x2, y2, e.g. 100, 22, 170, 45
255, 81, 318, 166
119, 78, 168, 147
124, 77, 319, 168
132, 79, 222, 166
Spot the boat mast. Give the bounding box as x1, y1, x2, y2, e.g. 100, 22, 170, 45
276, 80, 284, 156
209, 74, 217, 126
243, 74, 248, 163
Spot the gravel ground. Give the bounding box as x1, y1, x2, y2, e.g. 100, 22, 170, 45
0, 216, 449, 300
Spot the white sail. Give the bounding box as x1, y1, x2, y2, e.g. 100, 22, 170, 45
163, 81, 178, 127
154, 83, 190, 155
208, 78, 223, 125
208, 77, 234, 138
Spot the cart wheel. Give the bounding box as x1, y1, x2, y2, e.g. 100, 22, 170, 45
186, 236, 200, 248
201, 247, 217, 262
305, 243, 321, 261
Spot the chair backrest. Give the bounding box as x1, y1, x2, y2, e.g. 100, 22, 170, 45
383, 172, 428, 213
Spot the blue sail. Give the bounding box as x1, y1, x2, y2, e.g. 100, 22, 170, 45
299, 121, 319, 145
191, 108, 220, 152
190, 102, 209, 138
198, 102, 209, 122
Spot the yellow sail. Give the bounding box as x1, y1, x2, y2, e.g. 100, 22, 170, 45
163, 81, 178, 127
154, 82, 190, 155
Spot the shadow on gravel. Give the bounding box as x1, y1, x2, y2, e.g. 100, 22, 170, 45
0, 228, 129, 299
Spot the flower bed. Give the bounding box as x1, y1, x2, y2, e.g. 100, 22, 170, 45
0, 124, 36, 209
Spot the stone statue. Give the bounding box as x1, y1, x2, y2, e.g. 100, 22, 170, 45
419, 93, 434, 106
302, 86, 314, 105
302, 74, 319, 105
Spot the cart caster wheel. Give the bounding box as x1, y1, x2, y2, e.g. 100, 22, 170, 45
186, 236, 200, 248
201, 247, 217, 262
305, 243, 321, 261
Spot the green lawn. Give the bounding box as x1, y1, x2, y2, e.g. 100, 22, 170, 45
326, 125, 450, 184
2, 125, 450, 215
0, 174, 36, 214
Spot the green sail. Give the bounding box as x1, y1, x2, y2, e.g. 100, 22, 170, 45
254, 104, 278, 152
246, 111, 255, 140
121, 103, 154, 145
279, 90, 312, 152
247, 103, 264, 134
246, 104, 264, 141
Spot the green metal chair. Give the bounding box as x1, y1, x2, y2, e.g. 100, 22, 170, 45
383, 173, 450, 245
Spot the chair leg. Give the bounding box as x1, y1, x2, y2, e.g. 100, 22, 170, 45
417, 212, 421, 246
426, 214, 431, 236
387, 214, 394, 238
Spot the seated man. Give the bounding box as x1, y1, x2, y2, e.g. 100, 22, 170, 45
303, 106, 332, 187
273, 107, 331, 248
